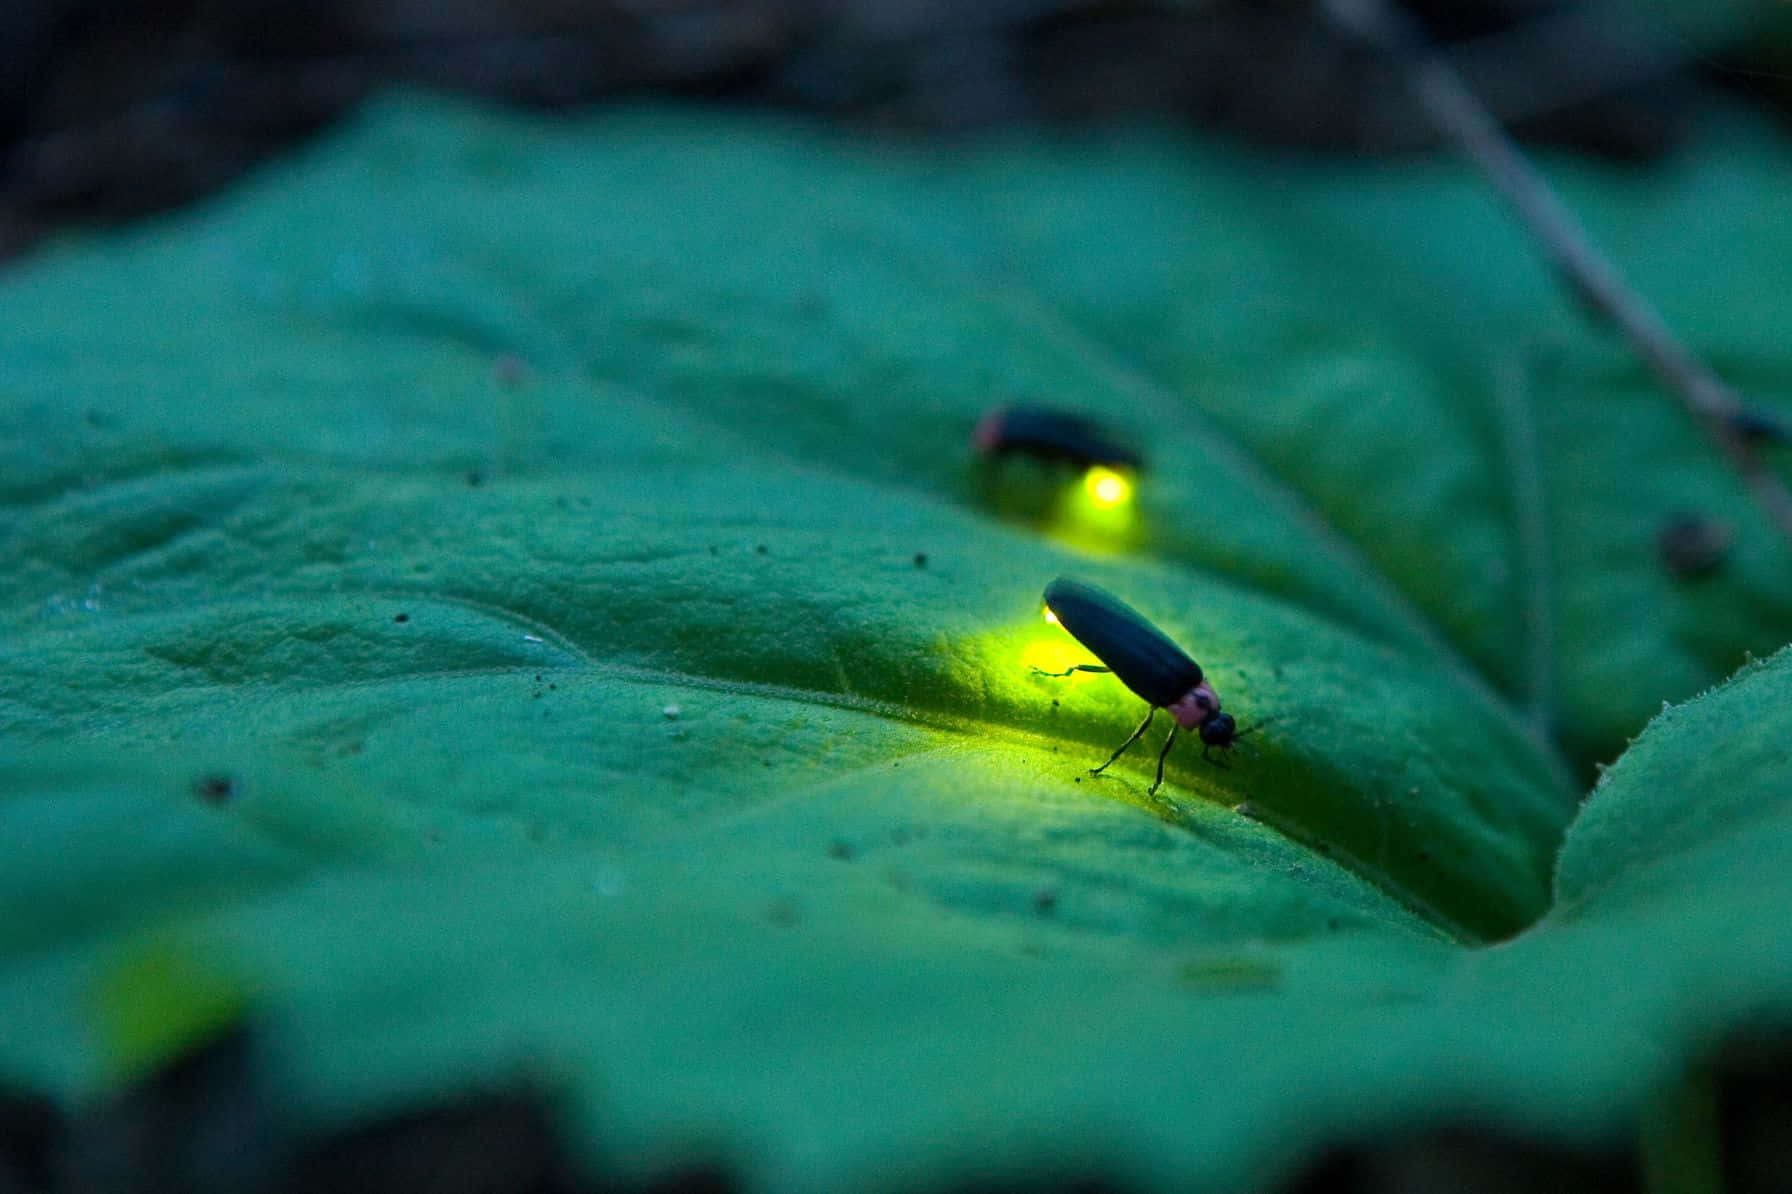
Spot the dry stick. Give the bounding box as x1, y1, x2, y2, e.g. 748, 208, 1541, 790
1320, 0, 1792, 549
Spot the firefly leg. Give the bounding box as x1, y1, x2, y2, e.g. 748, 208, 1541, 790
1031, 664, 1113, 678
1089, 707, 1155, 777
1149, 724, 1180, 796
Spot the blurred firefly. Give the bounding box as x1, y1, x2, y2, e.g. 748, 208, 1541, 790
974, 405, 1143, 473
974, 406, 1142, 540
1034, 577, 1252, 795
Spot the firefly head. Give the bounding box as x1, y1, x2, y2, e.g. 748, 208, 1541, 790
1198, 711, 1237, 748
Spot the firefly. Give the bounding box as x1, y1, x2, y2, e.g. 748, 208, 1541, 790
1035, 576, 1247, 795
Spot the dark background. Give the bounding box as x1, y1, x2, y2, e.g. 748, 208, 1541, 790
2, 0, 1787, 261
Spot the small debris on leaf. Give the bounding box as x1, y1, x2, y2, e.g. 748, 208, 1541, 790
192, 774, 236, 805
1658, 512, 1733, 578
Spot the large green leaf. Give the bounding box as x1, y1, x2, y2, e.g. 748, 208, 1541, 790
2, 94, 1791, 1189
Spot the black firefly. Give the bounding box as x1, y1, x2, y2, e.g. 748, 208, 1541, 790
1034, 577, 1251, 795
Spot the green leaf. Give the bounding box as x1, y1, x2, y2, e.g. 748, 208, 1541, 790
1554, 644, 1792, 924
2, 95, 1791, 1189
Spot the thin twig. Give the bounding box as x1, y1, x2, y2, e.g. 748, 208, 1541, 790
1319, 0, 1792, 550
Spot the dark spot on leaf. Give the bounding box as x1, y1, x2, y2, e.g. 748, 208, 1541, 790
1033, 888, 1059, 915
394, 613, 410, 623
913, 552, 928, 568
708, 544, 719, 556
548, 683, 556, 691
826, 839, 855, 861
465, 471, 484, 488
192, 774, 236, 804
1659, 511, 1732, 578
764, 898, 800, 928
755, 544, 768, 555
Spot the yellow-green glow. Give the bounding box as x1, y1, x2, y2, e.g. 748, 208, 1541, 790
1024, 637, 1081, 676
1025, 605, 1100, 679
1083, 466, 1133, 509
90, 936, 247, 1086
1048, 466, 1139, 551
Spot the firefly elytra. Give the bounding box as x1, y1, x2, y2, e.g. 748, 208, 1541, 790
1036, 577, 1248, 795
974, 405, 1143, 472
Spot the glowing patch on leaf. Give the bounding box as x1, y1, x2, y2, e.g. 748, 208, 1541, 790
90, 936, 248, 1086
1023, 638, 1085, 677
